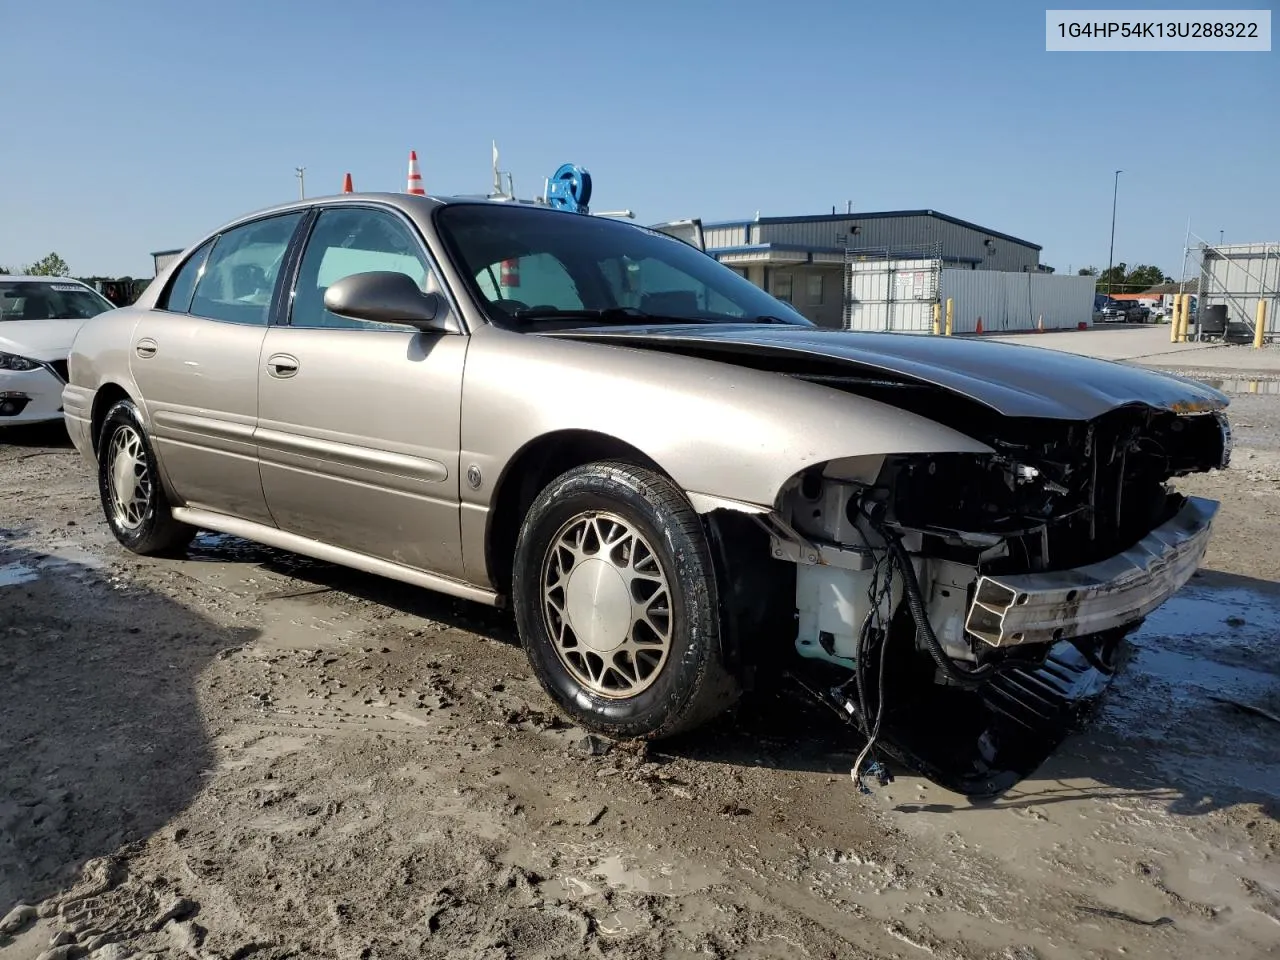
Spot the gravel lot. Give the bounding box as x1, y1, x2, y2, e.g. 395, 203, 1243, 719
2, 374, 1278, 960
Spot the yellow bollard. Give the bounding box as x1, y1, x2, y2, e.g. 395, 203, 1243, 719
1255, 300, 1268, 349
1170, 295, 1182, 343
945, 298, 954, 337
933, 302, 941, 335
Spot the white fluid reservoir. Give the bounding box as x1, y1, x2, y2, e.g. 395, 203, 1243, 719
795, 564, 874, 668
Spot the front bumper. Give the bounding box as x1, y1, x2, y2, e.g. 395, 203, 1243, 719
0, 364, 67, 426
964, 495, 1219, 647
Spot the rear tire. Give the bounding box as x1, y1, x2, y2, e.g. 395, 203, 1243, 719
97, 399, 195, 556
512, 461, 739, 740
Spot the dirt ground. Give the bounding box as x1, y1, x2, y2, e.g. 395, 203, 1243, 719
2, 378, 1279, 960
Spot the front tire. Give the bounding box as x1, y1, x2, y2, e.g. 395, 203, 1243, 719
512, 461, 738, 740
97, 399, 195, 556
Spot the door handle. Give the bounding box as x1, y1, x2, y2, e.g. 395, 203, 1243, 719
266, 353, 299, 378
135, 338, 158, 359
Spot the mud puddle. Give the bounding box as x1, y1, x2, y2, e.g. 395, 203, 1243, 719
1198, 376, 1280, 396
0, 546, 103, 587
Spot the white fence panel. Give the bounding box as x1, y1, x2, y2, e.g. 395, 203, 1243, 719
940, 270, 1093, 334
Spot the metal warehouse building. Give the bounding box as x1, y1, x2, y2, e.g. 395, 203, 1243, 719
654, 210, 1047, 329
148, 206, 1089, 334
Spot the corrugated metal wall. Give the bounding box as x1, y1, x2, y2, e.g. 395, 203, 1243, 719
702, 224, 748, 249
153, 252, 182, 275
756, 216, 1040, 272
940, 270, 1094, 333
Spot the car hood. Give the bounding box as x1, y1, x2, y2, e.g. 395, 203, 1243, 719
544, 324, 1228, 421
0, 318, 88, 361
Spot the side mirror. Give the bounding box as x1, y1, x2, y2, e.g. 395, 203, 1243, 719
322, 271, 445, 331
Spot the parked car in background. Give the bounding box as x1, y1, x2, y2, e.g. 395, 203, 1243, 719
1098, 299, 1132, 322
0, 276, 116, 425
62, 192, 1231, 795
1098, 299, 1149, 323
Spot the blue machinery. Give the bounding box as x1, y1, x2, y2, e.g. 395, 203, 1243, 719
485, 144, 632, 219
543, 163, 593, 215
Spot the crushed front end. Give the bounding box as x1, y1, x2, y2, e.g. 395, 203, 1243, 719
767, 404, 1231, 795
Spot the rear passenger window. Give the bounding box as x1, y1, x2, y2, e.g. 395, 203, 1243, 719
159, 239, 215, 313
189, 213, 304, 326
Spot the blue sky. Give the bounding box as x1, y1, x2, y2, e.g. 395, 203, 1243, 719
2, 0, 1275, 278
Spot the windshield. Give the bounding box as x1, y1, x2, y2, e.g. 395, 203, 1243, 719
0, 281, 115, 322
434, 203, 812, 329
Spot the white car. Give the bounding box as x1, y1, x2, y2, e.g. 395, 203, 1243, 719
1, 276, 116, 426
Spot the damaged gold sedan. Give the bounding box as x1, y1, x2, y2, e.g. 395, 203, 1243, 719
61, 194, 1231, 795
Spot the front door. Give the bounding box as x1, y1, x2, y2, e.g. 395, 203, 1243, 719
130, 212, 305, 524
255, 206, 468, 579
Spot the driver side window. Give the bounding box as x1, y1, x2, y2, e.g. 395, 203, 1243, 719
290, 208, 432, 330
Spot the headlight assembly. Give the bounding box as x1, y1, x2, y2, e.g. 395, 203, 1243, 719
0, 352, 41, 372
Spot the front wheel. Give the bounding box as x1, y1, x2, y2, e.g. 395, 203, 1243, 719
511, 461, 738, 740
97, 399, 195, 556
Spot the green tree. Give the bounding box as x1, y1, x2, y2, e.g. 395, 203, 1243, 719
1078, 266, 1098, 276
24, 252, 70, 277
1039, 264, 1056, 274
1096, 265, 1127, 291
0, 265, 13, 275
1124, 264, 1169, 290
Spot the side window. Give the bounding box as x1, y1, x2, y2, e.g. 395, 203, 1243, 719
159, 238, 215, 313
290, 208, 431, 330
189, 212, 303, 326
807, 273, 824, 305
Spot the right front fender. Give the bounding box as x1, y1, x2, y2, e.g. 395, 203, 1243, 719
459, 328, 992, 586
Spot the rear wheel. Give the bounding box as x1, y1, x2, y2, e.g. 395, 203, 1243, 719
97, 399, 195, 556
512, 461, 738, 739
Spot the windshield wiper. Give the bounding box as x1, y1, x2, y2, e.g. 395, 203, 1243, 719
509, 306, 715, 325
748, 315, 801, 325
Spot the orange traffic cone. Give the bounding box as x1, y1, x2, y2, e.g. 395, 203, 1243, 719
406, 150, 425, 195
976, 316, 984, 334
342, 172, 354, 193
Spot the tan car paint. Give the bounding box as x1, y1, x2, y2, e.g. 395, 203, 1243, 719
61, 193, 997, 607
255, 320, 469, 580
128, 311, 276, 525
454, 326, 990, 588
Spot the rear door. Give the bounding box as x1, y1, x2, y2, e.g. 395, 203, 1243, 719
129, 212, 305, 524
255, 205, 469, 579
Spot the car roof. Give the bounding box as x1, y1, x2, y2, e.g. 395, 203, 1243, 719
0, 275, 91, 284
210, 191, 587, 233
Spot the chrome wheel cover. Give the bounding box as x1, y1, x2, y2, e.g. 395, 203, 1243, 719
540, 511, 673, 699
108, 425, 151, 531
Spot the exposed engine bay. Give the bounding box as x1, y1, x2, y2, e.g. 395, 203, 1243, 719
760, 405, 1232, 796
545, 325, 1234, 794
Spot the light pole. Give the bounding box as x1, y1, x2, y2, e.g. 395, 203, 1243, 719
1107, 169, 1122, 297
295, 166, 306, 200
